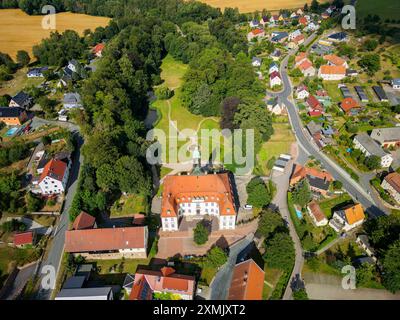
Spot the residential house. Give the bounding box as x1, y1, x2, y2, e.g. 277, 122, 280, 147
27, 67, 48, 78
72, 211, 97, 230
269, 15, 279, 24
305, 22, 319, 32
92, 43, 105, 57
0, 107, 28, 126
293, 34, 305, 46
288, 29, 302, 41
251, 57, 262, 67
356, 235, 377, 262
296, 8, 304, 16
323, 54, 348, 68
298, 58, 315, 76
65, 226, 148, 259
321, 12, 330, 20
270, 71, 282, 87
271, 32, 288, 43
160, 173, 236, 232
307, 201, 328, 227
391, 78, 400, 90
327, 32, 348, 42
295, 52, 308, 65
329, 203, 365, 232
266, 97, 285, 115
269, 62, 279, 74
372, 86, 389, 102
228, 259, 264, 300
353, 133, 393, 168
318, 65, 346, 80
249, 19, 259, 28
270, 49, 282, 61
38, 158, 71, 195
9, 91, 33, 109
307, 95, 323, 112
306, 120, 322, 136
299, 16, 308, 27
296, 85, 309, 99
290, 12, 299, 19
129, 267, 196, 300
340, 97, 360, 115
56, 287, 114, 300
247, 28, 265, 41
63, 93, 82, 109
14, 231, 35, 248
259, 16, 269, 26
381, 172, 400, 203
290, 164, 333, 196
370, 127, 400, 148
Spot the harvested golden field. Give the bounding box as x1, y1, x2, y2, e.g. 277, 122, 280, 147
198, 0, 321, 13
0, 9, 110, 58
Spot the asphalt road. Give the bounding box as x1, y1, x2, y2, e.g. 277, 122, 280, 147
35, 128, 84, 300
267, 33, 388, 218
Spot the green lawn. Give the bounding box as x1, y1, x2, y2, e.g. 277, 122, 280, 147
356, 0, 400, 20
255, 122, 295, 176
0, 246, 39, 287
110, 193, 149, 217
0, 67, 43, 96
323, 82, 342, 103
160, 54, 188, 89
318, 194, 352, 219
262, 267, 283, 300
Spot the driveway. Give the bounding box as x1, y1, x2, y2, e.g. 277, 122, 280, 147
209, 234, 254, 300
2, 262, 38, 300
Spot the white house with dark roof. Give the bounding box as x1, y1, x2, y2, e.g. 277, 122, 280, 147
353, 133, 393, 168
9, 92, 32, 109
63, 93, 82, 109
391, 79, 400, 90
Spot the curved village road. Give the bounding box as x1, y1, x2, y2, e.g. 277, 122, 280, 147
265, 32, 388, 300
267, 34, 388, 219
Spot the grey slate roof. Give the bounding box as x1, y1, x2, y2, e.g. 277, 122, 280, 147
63, 276, 86, 289
55, 287, 113, 300
392, 78, 400, 86
0, 107, 25, 118
307, 174, 330, 191
354, 86, 368, 102
306, 120, 322, 135
370, 127, 400, 144
354, 133, 388, 157
11, 91, 31, 106
63, 93, 82, 105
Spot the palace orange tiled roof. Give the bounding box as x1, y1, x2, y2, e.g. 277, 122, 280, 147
161, 173, 236, 218
39, 159, 67, 183
320, 65, 346, 75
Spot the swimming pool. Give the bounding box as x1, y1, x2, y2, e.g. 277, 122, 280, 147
295, 209, 303, 219
5, 127, 19, 136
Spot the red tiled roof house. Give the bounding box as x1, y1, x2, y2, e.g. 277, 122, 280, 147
38, 158, 70, 195
228, 259, 265, 300
65, 226, 148, 259
14, 231, 35, 248
130, 267, 196, 300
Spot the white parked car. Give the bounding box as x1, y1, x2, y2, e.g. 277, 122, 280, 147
244, 204, 253, 210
